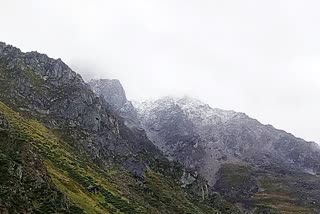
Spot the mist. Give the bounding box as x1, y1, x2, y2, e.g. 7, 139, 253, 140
1, 0, 320, 143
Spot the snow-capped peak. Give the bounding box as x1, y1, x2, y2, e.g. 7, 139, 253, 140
134, 96, 244, 126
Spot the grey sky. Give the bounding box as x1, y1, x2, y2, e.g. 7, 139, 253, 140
1, 0, 320, 142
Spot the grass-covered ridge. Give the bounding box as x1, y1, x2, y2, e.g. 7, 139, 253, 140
213, 162, 320, 213
252, 173, 319, 214
5, 96, 315, 213
0, 45, 236, 213
0, 101, 229, 213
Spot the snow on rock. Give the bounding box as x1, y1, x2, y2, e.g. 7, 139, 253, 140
134, 96, 320, 185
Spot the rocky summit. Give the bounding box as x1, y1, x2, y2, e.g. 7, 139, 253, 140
0, 42, 320, 214
135, 97, 320, 213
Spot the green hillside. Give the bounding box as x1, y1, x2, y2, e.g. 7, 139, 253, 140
0, 101, 232, 213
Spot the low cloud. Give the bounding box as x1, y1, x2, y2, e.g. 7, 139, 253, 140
1, 0, 320, 142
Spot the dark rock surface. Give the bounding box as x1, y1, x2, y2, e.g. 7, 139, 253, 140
89, 79, 127, 111
0, 42, 166, 177
135, 96, 320, 212
88, 79, 141, 128
1, 41, 320, 213
135, 97, 320, 182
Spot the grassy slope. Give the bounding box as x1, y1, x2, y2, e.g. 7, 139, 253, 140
0, 101, 222, 214
253, 173, 319, 214
2, 97, 317, 214
214, 163, 320, 213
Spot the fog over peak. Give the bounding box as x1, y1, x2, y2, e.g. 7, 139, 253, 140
1, 0, 320, 143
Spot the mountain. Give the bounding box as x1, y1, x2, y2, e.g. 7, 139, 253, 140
0, 42, 237, 214
88, 79, 141, 130
0, 41, 165, 176
87, 78, 320, 213
135, 96, 320, 213
1, 41, 320, 214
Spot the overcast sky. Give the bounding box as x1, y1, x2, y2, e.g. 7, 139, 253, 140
1, 0, 320, 142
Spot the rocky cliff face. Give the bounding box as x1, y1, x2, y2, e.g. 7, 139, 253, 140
86, 79, 320, 213
88, 79, 141, 129
136, 97, 320, 182
0, 42, 168, 177
1, 41, 320, 213
0, 42, 241, 213
134, 97, 205, 169
88, 79, 128, 111
136, 96, 320, 212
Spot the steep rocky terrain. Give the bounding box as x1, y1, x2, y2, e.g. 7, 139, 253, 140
0, 42, 237, 213
135, 97, 320, 213
88, 79, 141, 131
1, 41, 320, 213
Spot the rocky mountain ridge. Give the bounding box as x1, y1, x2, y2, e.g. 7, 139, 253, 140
1, 41, 320, 213
134, 96, 320, 212
88, 79, 142, 130
0, 42, 236, 214
0, 42, 168, 176
135, 96, 320, 182
91, 77, 320, 213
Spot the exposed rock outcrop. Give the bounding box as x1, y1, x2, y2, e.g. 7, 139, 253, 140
135, 96, 320, 212
2, 41, 320, 213
0, 42, 164, 177
136, 97, 320, 183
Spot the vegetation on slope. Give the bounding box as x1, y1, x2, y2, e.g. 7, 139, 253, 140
213, 163, 320, 213
0, 101, 232, 213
